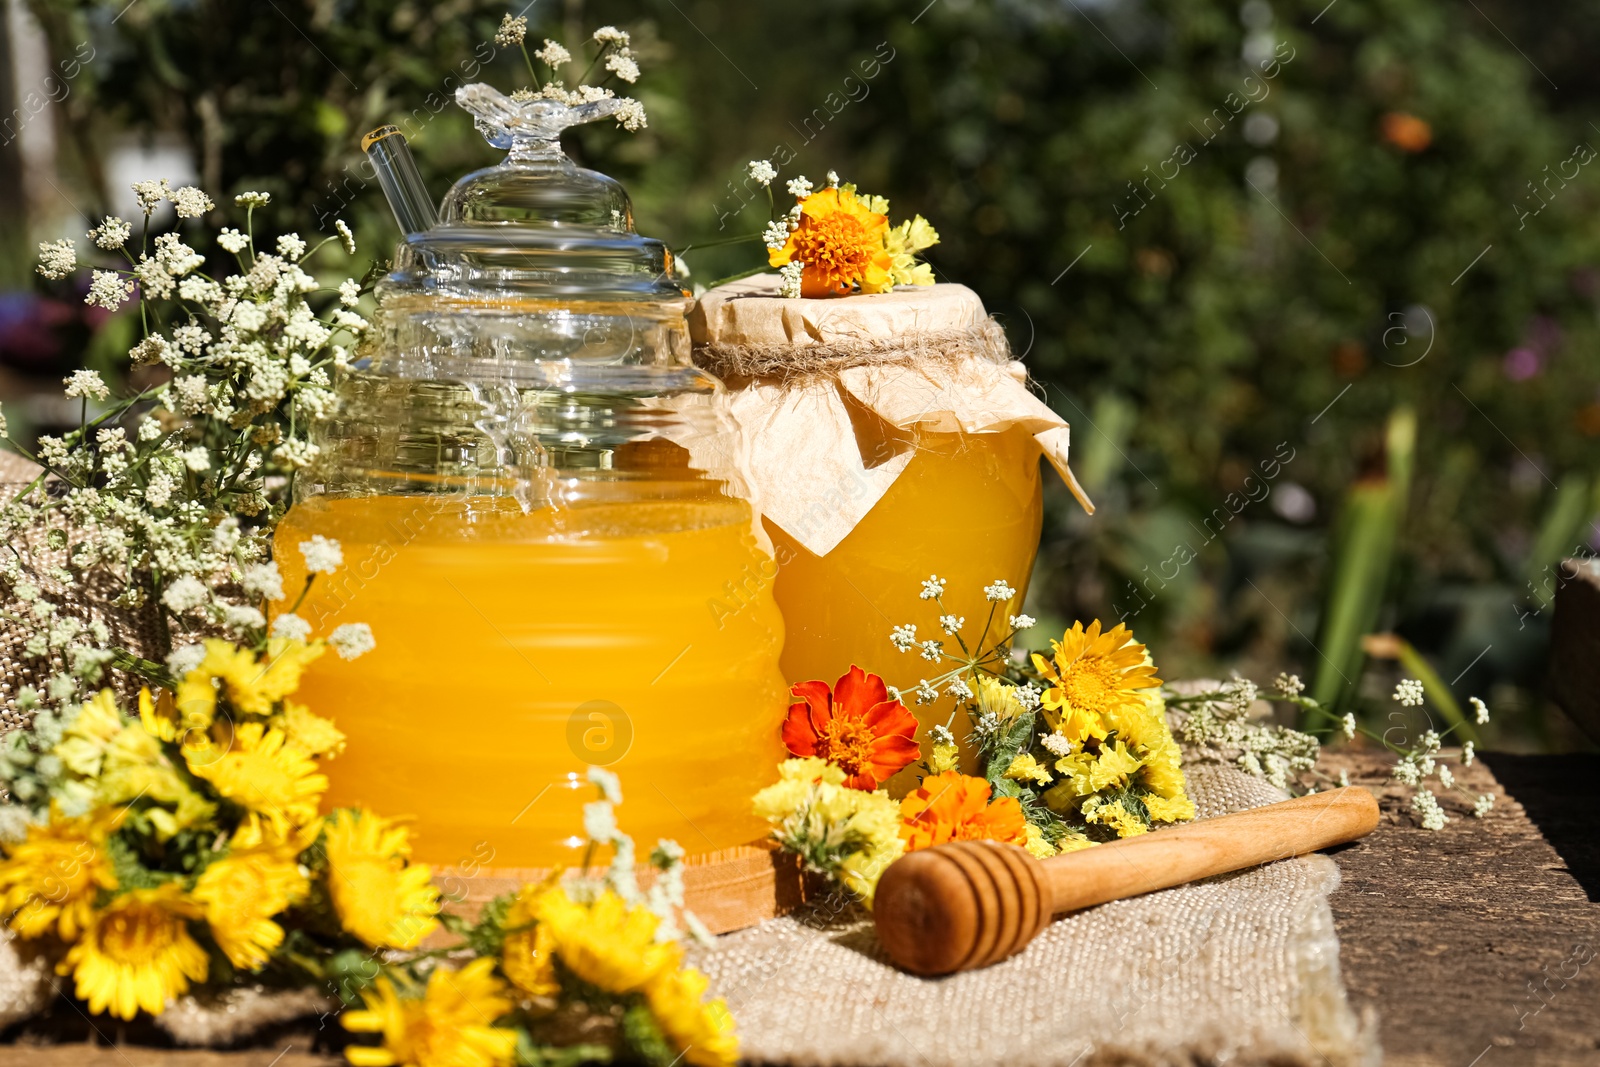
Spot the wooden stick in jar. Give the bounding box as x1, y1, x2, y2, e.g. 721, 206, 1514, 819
873, 786, 1380, 976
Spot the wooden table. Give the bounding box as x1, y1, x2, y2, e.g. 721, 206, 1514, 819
1329, 750, 1600, 1067
3, 751, 1596, 1066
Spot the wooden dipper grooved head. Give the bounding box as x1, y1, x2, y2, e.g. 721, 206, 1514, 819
873, 841, 1050, 976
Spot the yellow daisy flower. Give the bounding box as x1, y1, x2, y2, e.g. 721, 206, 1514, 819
176, 638, 325, 722
646, 965, 739, 1067
273, 700, 346, 758
343, 957, 517, 1067
323, 809, 439, 950
1032, 621, 1162, 743
0, 807, 120, 940
52, 689, 125, 777
539, 888, 680, 994
191, 845, 309, 971
60, 884, 208, 1020
185, 722, 326, 839
98, 722, 215, 841
499, 881, 560, 998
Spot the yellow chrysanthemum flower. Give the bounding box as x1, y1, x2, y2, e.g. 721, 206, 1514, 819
1033, 621, 1161, 744
1082, 797, 1148, 838
191, 845, 309, 971
323, 809, 439, 950
60, 884, 208, 1020
1054, 826, 1096, 853
1143, 793, 1197, 824
1022, 823, 1057, 859
926, 741, 961, 775
752, 759, 904, 903
646, 965, 740, 1067
1003, 753, 1054, 786
974, 675, 1025, 724
185, 723, 326, 839
273, 700, 345, 758
1102, 695, 1192, 809
343, 957, 516, 1067
538, 888, 681, 994
53, 689, 124, 777
1054, 740, 1144, 796
500, 883, 560, 998
0, 807, 120, 940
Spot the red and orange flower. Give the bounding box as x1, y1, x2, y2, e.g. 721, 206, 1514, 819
768, 187, 895, 297
897, 771, 1028, 852
782, 666, 920, 790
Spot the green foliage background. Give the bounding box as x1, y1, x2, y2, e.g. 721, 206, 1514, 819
16, 0, 1600, 746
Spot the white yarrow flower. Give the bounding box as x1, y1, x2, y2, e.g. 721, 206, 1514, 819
535, 38, 572, 67
588, 765, 623, 804
1393, 678, 1425, 707
161, 575, 209, 614
1275, 672, 1305, 697
270, 613, 313, 641
63, 370, 110, 402
171, 186, 214, 219
1340, 713, 1356, 740
234, 190, 271, 208
918, 639, 942, 662
777, 259, 804, 298
919, 575, 947, 600
242, 562, 285, 601
89, 216, 133, 250
180, 446, 210, 472
334, 219, 356, 254
1410, 788, 1448, 830
747, 159, 777, 186
612, 98, 647, 132
495, 13, 527, 47
36, 239, 77, 280
218, 227, 249, 254
338, 279, 361, 307
85, 270, 135, 311
826, 169, 840, 187
786, 175, 813, 198
1040, 731, 1074, 757
583, 801, 617, 842
276, 233, 308, 260
592, 25, 630, 47
1438, 765, 1455, 789
983, 579, 1016, 602
938, 614, 964, 635
605, 51, 640, 83
1009, 614, 1035, 630
132, 178, 171, 213
298, 534, 343, 574
1472, 793, 1494, 818
762, 220, 791, 250
329, 622, 376, 660
223, 604, 266, 632
1461, 740, 1475, 766
946, 676, 974, 701
1015, 682, 1042, 710
890, 623, 917, 652
1469, 696, 1489, 725
166, 642, 207, 678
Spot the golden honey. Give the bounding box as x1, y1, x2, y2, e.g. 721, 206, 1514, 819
274, 494, 787, 869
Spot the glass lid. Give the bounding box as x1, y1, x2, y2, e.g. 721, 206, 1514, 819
380, 84, 688, 309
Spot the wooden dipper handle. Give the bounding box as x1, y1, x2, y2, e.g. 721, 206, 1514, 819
873, 785, 1379, 976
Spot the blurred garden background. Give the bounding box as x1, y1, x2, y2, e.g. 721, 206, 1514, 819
1, 0, 1597, 751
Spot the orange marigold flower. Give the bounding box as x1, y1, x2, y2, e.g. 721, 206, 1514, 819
898, 771, 1028, 852
769, 188, 894, 297
1380, 112, 1432, 153
782, 665, 920, 790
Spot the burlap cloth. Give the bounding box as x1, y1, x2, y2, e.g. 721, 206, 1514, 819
688, 761, 1377, 1067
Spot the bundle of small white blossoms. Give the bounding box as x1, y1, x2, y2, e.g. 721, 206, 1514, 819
1165, 671, 1495, 828
494, 15, 647, 130
4, 182, 371, 724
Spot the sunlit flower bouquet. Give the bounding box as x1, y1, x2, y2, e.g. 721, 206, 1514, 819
8, 183, 372, 724
752, 576, 1199, 904
0, 552, 734, 1065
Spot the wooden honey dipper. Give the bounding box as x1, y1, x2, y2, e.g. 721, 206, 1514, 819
874, 785, 1379, 975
